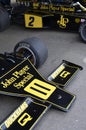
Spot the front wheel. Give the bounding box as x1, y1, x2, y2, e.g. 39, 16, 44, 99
14, 37, 48, 68
79, 22, 86, 43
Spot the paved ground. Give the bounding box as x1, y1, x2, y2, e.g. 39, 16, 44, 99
0, 25, 86, 130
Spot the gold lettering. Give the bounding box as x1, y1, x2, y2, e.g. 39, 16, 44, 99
12, 65, 29, 78
49, 4, 60, 11
51, 65, 65, 79
1, 77, 16, 88
18, 113, 33, 126
60, 71, 71, 78
40, 5, 49, 10
13, 72, 33, 89
5, 102, 28, 128
33, 3, 39, 9
60, 7, 75, 12
0, 65, 30, 89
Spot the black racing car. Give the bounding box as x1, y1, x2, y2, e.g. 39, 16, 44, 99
0, 36, 81, 130
0, 37, 48, 77
0, 0, 86, 42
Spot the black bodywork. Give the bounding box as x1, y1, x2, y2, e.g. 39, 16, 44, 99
0, 0, 86, 42
0, 38, 83, 130
0, 53, 22, 77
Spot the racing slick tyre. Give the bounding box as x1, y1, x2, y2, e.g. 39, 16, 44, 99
79, 22, 86, 43
14, 37, 48, 68
0, 6, 10, 31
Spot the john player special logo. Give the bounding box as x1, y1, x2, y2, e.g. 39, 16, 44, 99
57, 15, 69, 28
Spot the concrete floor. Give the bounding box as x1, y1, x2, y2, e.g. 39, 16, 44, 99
0, 25, 86, 130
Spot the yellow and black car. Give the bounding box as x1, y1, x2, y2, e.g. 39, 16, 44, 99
0, 0, 86, 42
0, 36, 83, 130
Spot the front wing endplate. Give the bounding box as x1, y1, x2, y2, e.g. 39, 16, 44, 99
0, 98, 50, 130
48, 60, 83, 87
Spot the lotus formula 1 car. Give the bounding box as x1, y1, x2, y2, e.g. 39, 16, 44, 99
0, 0, 86, 42
0, 37, 83, 130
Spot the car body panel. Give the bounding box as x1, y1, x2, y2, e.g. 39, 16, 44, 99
0, 0, 86, 41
